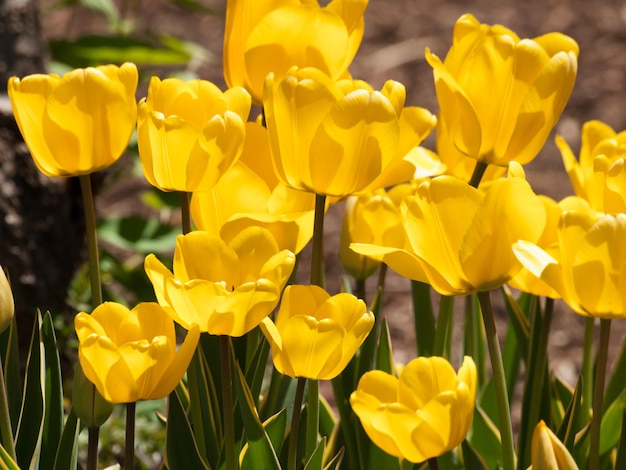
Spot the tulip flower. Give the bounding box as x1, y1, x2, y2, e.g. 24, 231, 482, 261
223, 0, 368, 104
514, 209, 626, 319
350, 356, 477, 463
259, 284, 374, 380
426, 14, 578, 166
8, 63, 138, 177
529, 421, 578, 470
352, 163, 546, 295
145, 227, 295, 336
264, 67, 438, 197
74, 302, 200, 404
191, 119, 316, 254
557, 120, 626, 212
137, 76, 251, 192
0, 267, 14, 334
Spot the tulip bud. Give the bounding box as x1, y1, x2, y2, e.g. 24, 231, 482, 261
0, 267, 14, 334
529, 421, 578, 469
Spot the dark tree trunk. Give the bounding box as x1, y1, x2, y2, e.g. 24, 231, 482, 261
0, 0, 84, 355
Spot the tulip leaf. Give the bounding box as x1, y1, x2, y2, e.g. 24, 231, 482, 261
432, 295, 454, 358
243, 330, 271, 408
164, 389, 211, 470
356, 284, 383, 379
461, 439, 489, 470
614, 410, 626, 469
233, 363, 281, 470
501, 286, 530, 361
603, 333, 626, 413
376, 319, 394, 374
551, 376, 575, 426
463, 295, 486, 387
0, 317, 21, 434
319, 397, 336, 445
411, 280, 435, 357
15, 312, 44, 470
599, 385, 626, 455
0, 443, 19, 470
52, 408, 79, 470
303, 437, 325, 470
97, 216, 179, 254
556, 376, 582, 451
240, 410, 287, 470
468, 405, 502, 470
323, 447, 344, 470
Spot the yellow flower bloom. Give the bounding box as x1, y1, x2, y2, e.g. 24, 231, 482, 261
426, 14, 578, 166
260, 285, 374, 380
0, 267, 14, 334
514, 209, 626, 319
145, 228, 295, 336
350, 356, 477, 463
137, 76, 251, 192
264, 67, 437, 197
191, 119, 316, 254
224, 0, 368, 104
75, 302, 200, 404
557, 120, 626, 212
528, 421, 578, 470
353, 164, 546, 295
8, 63, 138, 177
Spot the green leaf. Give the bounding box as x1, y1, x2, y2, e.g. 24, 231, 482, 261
53, 408, 79, 470
463, 295, 487, 387
164, 389, 211, 470
15, 312, 44, 470
303, 437, 325, 470
599, 386, 626, 455
0, 317, 21, 435
323, 447, 344, 470
240, 410, 287, 470
356, 285, 383, 379
234, 364, 281, 470
411, 281, 435, 357
468, 405, 502, 470
97, 215, 179, 254
79, 0, 119, 23
39, 313, 64, 470
614, 410, 626, 470
376, 319, 394, 374
461, 440, 489, 470
556, 376, 582, 451
501, 286, 530, 362
603, 332, 626, 412
0, 443, 19, 470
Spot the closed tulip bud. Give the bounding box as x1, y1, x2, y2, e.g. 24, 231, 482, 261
0, 267, 14, 334
350, 356, 477, 463
427, 14, 578, 166
8, 63, 138, 177
145, 227, 295, 336
224, 0, 368, 104
529, 421, 578, 470
137, 77, 251, 192
260, 284, 374, 380
75, 302, 200, 404
72, 363, 114, 427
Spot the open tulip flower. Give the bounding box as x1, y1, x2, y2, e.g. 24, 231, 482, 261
8, 63, 138, 177
191, 119, 317, 254
223, 0, 368, 104
74, 302, 200, 404
514, 208, 626, 319
350, 356, 477, 463
264, 67, 439, 197
137, 76, 251, 192
259, 284, 374, 380
528, 421, 578, 470
352, 164, 546, 295
426, 14, 578, 166
145, 227, 295, 336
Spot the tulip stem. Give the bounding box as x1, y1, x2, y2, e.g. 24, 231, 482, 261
288, 378, 306, 470
79, 174, 103, 470
581, 317, 595, 428
433, 295, 454, 358
220, 335, 236, 470
180, 191, 192, 235
0, 359, 16, 462
590, 319, 611, 470
125, 402, 136, 469
428, 457, 439, 470
477, 291, 515, 470
311, 194, 326, 288
305, 379, 319, 461
469, 161, 488, 189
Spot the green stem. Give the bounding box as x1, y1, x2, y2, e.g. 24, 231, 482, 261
180, 191, 192, 235
411, 280, 435, 357
220, 336, 236, 470
79, 174, 102, 470
288, 378, 306, 470
0, 359, 15, 462
477, 291, 515, 470
469, 161, 489, 189
590, 319, 611, 470
581, 317, 595, 427
305, 379, 319, 461
355, 278, 366, 303
125, 402, 136, 469
311, 194, 326, 288
433, 296, 454, 358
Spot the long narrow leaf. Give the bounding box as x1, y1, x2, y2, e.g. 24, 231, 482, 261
53, 408, 79, 470
0, 443, 19, 470
556, 376, 583, 451
40, 313, 63, 470
0, 317, 21, 434
411, 281, 435, 357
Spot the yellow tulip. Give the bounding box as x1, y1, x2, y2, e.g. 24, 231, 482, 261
74, 302, 200, 404
223, 0, 368, 104
353, 164, 546, 295
259, 284, 374, 380
137, 76, 251, 192
426, 14, 578, 166
528, 421, 578, 470
264, 67, 438, 197
350, 356, 477, 463
557, 121, 626, 212
145, 227, 295, 336
191, 119, 316, 254
8, 63, 138, 177
0, 267, 14, 334
514, 208, 626, 319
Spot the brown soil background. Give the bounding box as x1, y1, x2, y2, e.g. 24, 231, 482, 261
40, 0, 626, 419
